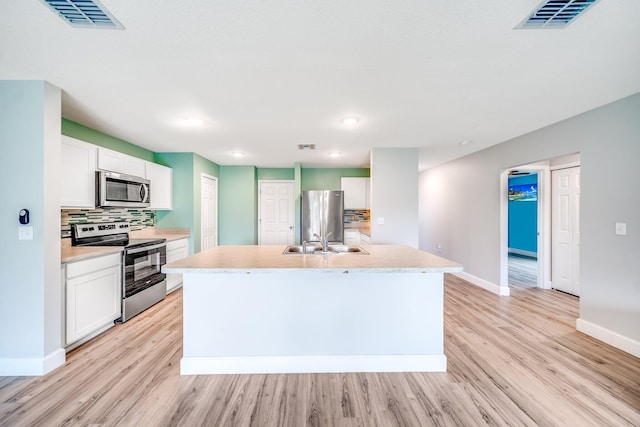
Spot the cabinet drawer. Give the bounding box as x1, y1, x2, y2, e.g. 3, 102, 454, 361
66, 253, 121, 279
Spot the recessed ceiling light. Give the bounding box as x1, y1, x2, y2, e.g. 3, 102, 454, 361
459, 139, 472, 146
328, 152, 342, 158
182, 117, 204, 126
341, 117, 360, 127
230, 151, 245, 158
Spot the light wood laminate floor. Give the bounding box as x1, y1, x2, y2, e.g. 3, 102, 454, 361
508, 253, 538, 288
1, 275, 638, 426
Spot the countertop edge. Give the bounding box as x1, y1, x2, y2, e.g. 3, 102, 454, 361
61, 229, 191, 264
163, 266, 464, 274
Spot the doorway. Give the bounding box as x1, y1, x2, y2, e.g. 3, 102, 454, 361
501, 154, 581, 294
258, 180, 295, 245
507, 170, 540, 288
201, 174, 218, 251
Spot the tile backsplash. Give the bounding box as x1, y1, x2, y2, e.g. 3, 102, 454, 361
61, 208, 155, 238
344, 209, 370, 226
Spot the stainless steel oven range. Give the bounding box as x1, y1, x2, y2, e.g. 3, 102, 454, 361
71, 222, 167, 322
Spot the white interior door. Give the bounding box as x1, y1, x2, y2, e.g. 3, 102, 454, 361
201, 174, 218, 251
552, 167, 580, 295
259, 181, 295, 245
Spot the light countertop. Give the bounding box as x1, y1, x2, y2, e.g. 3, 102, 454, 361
163, 244, 462, 274
61, 228, 190, 264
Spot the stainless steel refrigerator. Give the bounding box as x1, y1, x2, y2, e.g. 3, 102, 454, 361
301, 190, 344, 244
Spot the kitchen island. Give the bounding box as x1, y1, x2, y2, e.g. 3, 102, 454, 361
163, 244, 462, 375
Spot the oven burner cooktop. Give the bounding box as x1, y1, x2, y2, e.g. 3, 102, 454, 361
71, 222, 164, 248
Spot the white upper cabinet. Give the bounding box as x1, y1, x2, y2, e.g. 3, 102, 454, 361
341, 177, 370, 209
61, 135, 97, 208
145, 161, 173, 210
97, 147, 146, 177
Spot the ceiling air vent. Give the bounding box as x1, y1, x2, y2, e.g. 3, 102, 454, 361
39, 0, 124, 29
298, 144, 316, 150
516, 0, 601, 29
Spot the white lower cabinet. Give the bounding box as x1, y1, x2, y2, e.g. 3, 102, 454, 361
65, 253, 121, 347
360, 232, 371, 244
344, 229, 361, 245
166, 238, 189, 293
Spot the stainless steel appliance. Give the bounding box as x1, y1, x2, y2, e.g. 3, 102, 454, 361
96, 170, 150, 208
301, 190, 344, 244
71, 222, 166, 323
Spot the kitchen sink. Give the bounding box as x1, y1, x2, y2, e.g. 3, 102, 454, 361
283, 244, 369, 255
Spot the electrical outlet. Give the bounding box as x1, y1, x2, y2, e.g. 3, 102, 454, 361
615, 223, 627, 235
437, 244, 442, 254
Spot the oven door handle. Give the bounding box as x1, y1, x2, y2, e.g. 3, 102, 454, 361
126, 243, 166, 254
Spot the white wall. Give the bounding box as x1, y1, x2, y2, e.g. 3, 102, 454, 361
371, 148, 419, 248
0, 81, 64, 375
419, 93, 640, 356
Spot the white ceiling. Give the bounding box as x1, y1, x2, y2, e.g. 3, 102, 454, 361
1, 1, 639, 170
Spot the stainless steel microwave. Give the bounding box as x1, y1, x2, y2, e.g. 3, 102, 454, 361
96, 171, 150, 208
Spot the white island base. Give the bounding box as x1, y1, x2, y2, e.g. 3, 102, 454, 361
181, 271, 446, 375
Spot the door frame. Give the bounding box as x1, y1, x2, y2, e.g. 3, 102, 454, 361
500, 164, 551, 292
200, 173, 218, 252
257, 180, 295, 245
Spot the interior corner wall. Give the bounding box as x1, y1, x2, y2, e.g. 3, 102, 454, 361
370, 148, 418, 247
154, 153, 195, 253
0, 81, 64, 375
219, 165, 258, 245
294, 163, 302, 245
419, 93, 640, 351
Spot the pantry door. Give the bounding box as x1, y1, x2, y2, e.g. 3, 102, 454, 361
201, 174, 218, 251
551, 166, 580, 295
258, 181, 295, 245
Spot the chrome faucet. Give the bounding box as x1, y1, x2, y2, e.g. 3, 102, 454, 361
313, 231, 332, 252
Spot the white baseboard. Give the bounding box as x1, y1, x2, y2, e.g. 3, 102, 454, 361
181, 354, 447, 375
453, 271, 510, 296
576, 318, 640, 358
508, 248, 537, 259
0, 348, 65, 376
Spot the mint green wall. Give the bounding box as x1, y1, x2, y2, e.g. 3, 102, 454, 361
62, 118, 154, 161
219, 165, 257, 245
154, 153, 195, 252
301, 168, 370, 190
154, 153, 219, 254
0, 81, 62, 371
257, 168, 294, 180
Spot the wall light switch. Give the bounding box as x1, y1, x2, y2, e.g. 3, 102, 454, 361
18, 226, 33, 240
615, 223, 627, 235
376, 217, 385, 225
